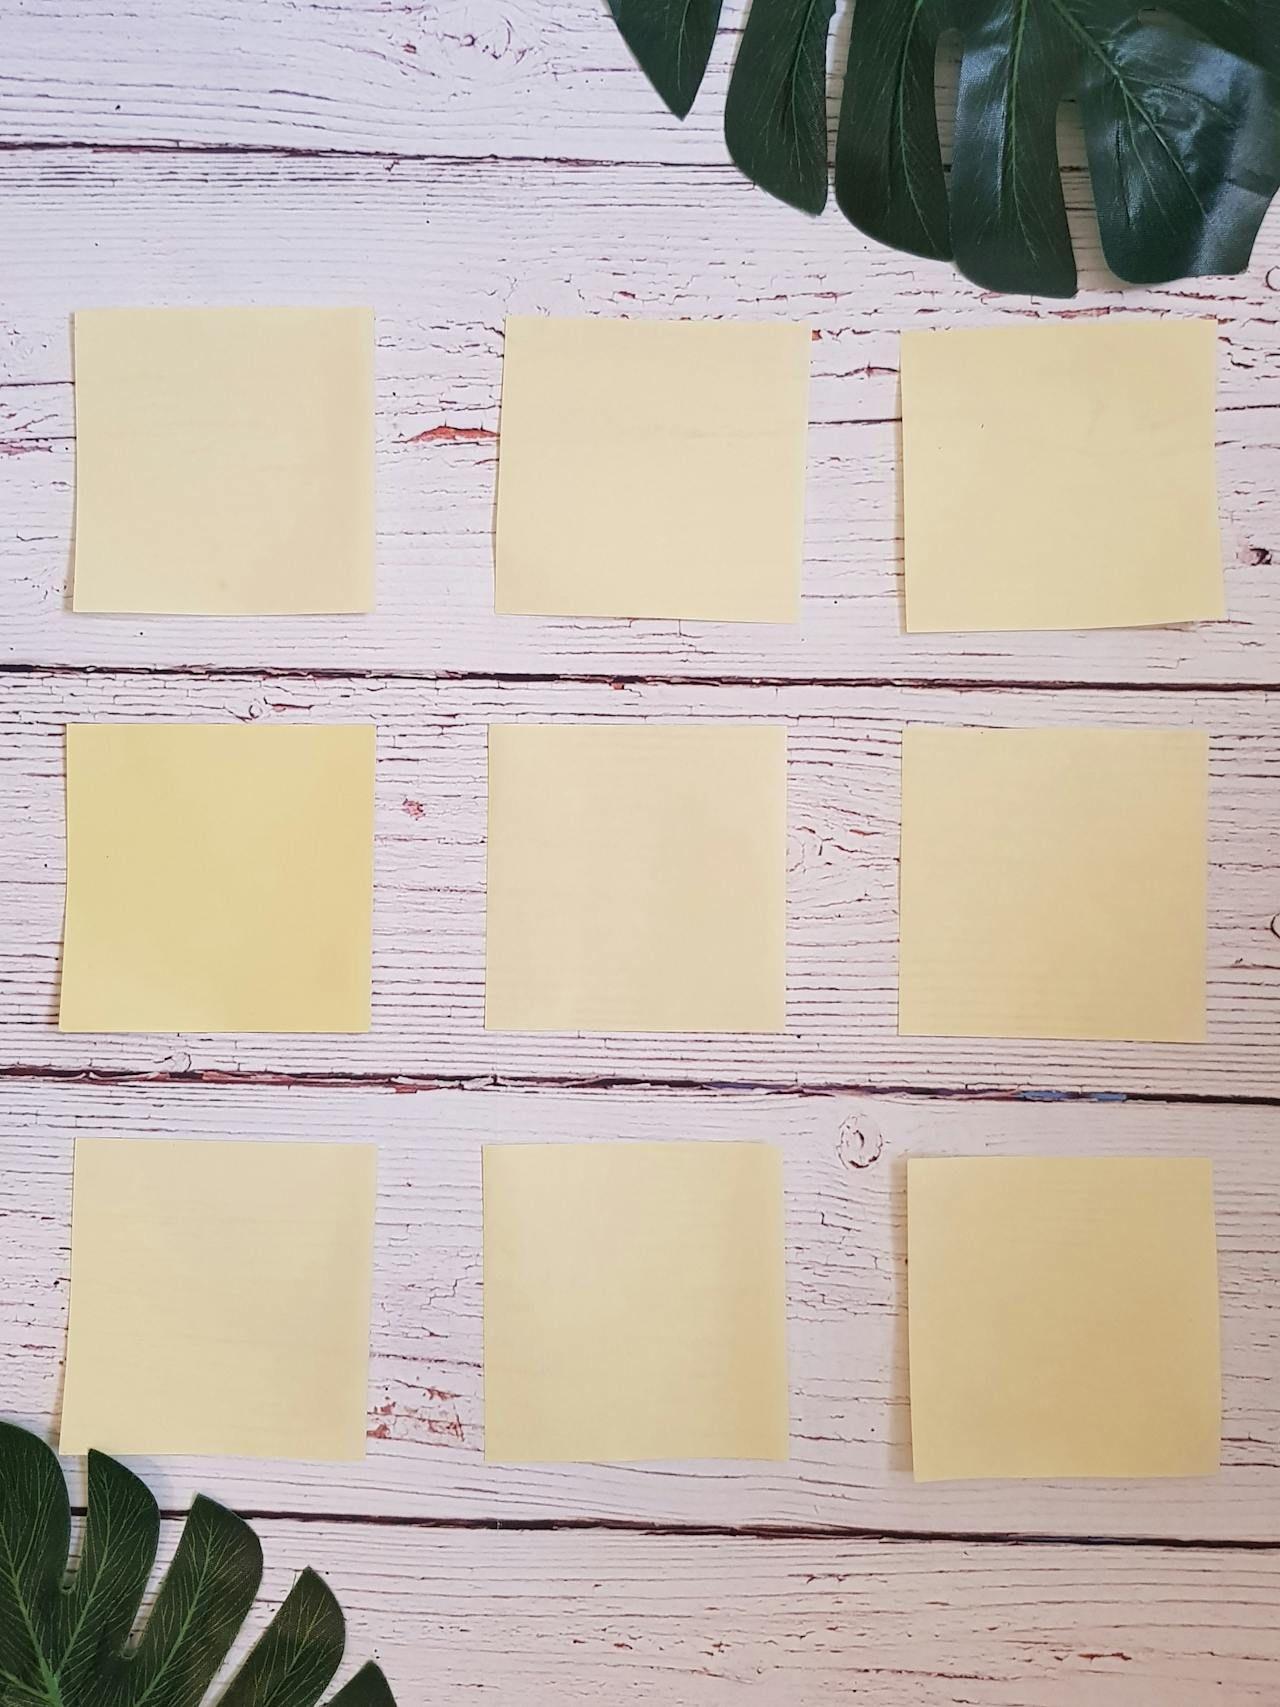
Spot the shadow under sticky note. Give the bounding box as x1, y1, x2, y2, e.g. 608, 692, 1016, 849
901, 318, 1223, 632
495, 316, 810, 622
907, 1155, 1221, 1481
485, 722, 787, 1033
59, 722, 376, 1034
60, 1137, 377, 1461
483, 1140, 789, 1463
72, 306, 375, 615
898, 724, 1208, 1043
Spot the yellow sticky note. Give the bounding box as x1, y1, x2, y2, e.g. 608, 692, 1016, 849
898, 726, 1207, 1042
486, 724, 786, 1032
483, 1141, 788, 1462
495, 316, 810, 621
60, 723, 375, 1033
60, 1137, 377, 1461
72, 307, 375, 614
902, 319, 1223, 631
908, 1156, 1220, 1480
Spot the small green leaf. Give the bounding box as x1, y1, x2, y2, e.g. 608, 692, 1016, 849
55, 1453, 159, 1702
725, 0, 838, 214
0, 1424, 396, 1707
948, 0, 1079, 295
326, 1667, 395, 1707
0, 1422, 68, 1703
219, 1571, 344, 1707
833, 0, 952, 261
608, 0, 725, 117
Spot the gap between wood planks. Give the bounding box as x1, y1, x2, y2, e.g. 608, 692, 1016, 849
70, 1507, 1280, 1551
4, 664, 1279, 694
0, 138, 1101, 176
4, 1063, 1280, 1110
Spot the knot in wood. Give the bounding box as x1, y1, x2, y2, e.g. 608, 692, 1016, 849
837, 1115, 883, 1170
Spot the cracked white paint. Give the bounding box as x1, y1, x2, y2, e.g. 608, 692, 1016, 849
2, 7, 1279, 1696
0, 157, 1276, 681
2, 672, 1278, 1097
2, 1078, 1277, 1542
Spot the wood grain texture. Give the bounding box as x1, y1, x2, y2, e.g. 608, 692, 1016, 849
3, 671, 1278, 1097
4, 0, 1279, 1684
129, 1517, 1279, 1705
0, 0, 736, 159
0, 2, 1110, 167
0, 152, 1275, 682
5, 1078, 1276, 1540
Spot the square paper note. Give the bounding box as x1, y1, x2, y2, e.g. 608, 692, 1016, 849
902, 319, 1223, 631
486, 723, 786, 1032
495, 316, 810, 621
60, 1138, 377, 1460
60, 723, 375, 1033
908, 1156, 1220, 1480
73, 307, 374, 613
898, 726, 1207, 1043
484, 1141, 788, 1462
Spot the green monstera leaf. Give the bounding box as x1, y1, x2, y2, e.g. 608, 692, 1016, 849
0, 1422, 394, 1707
724, 0, 838, 214
608, 0, 727, 116
608, 0, 1280, 295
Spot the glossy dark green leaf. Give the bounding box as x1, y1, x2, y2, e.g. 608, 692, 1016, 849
326, 1666, 395, 1707
1124, 0, 1277, 73
613, 0, 1280, 293
948, 0, 1081, 295
607, 0, 725, 117
0, 1423, 397, 1707
1076, 8, 1280, 283
0, 1420, 69, 1703
837, 0, 1280, 293
833, 0, 952, 261
55, 1451, 160, 1702
725, 0, 838, 213
219, 1571, 344, 1707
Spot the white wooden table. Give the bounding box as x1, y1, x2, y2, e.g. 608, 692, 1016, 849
2, 5, 1279, 1700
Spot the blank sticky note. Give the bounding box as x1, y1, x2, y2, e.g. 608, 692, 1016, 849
483, 1141, 788, 1462
908, 1156, 1220, 1480
898, 726, 1207, 1042
60, 723, 375, 1033
486, 724, 786, 1032
495, 316, 810, 621
60, 1138, 377, 1460
73, 307, 374, 613
902, 319, 1223, 631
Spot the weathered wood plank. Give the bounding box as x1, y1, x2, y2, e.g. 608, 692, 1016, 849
1, 154, 1276, 682
5, 1078, 1277, 1540
3, 672, 1278, 1098
0, 2, 1130, 168
7, 0, 1278, 1670
138, 1517, 1279, 1705
2, 0, 734, 160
